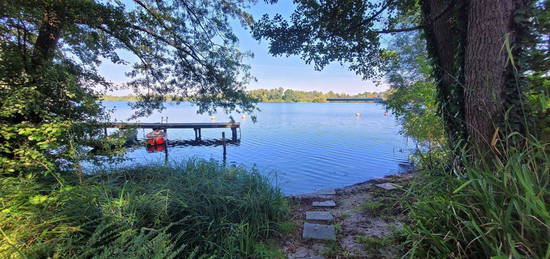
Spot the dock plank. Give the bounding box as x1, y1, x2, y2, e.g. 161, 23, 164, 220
106, 122, 240, 129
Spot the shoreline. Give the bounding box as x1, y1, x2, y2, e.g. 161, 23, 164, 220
286, 169, 416, 199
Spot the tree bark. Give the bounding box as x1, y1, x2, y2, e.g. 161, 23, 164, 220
423, 0, 526, 156
422, 0, 467, 144
31, 8, 63, 73
464, 0, 517, 152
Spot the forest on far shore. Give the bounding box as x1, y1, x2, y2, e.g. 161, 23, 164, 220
102, 88, 386, 103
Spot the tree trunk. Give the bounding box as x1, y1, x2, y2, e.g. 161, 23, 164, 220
27, 8, 63, 123
31, 8, 63, 73
463, 0, 517, 152
422, 0, 467, 144
423, 0, 526, 156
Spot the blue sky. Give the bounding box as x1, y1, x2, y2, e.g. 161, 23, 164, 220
98, 0, 388, 95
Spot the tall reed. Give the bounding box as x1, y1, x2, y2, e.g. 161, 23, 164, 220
405, 135, 549, 258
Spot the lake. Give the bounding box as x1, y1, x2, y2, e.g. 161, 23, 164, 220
103, 101, 412, 195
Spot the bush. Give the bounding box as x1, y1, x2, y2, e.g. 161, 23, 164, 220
0, 160, 289, 258
405, 136, 550, 258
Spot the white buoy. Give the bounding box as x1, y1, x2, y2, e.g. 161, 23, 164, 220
241, 114, 247, 119
355, 112, 360, 117
210, 116, 216, 121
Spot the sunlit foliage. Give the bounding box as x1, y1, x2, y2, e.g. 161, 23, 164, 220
383, 31, 445, 148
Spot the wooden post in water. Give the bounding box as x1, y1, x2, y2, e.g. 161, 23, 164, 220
164, 141, 168, 164
222, 132, 227, 163
231, 127, 237, 141
194, 128, 200, 141
162, 117, 168, 163
104, 127, 107, 136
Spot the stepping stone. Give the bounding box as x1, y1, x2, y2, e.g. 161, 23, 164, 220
311, 243, 326, 252
290, 193, 333, 200
312, 200, 336, 207
306, 211, 334, 221
314, 189, 336, 195
290, 247, 309, 258
303, 223, 336, 240
375, 182, 400, 190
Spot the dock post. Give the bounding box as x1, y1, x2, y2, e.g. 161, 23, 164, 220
164, 142, 168, 164
222, 132, 227, 163
231, 127, 237, 141
104, 127, 107, 136
194, 128, 199, 141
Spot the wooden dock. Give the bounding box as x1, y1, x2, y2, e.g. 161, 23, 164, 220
106, 122, 240, 141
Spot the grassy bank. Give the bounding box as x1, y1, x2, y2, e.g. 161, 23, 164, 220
0, 160, 289, 258
404, 137, 550, 258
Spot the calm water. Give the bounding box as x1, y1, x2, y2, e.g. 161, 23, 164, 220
103, 101, 411, 195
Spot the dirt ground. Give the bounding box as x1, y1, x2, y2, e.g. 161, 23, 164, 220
280, 172, 416, 258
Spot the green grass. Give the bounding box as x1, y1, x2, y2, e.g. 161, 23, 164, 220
320, 241, 341, 257
0, 160, 289, 258
405, 136, 550, 258
357, 235, 392, 255
356, 230, 406, 258
253, 241, 286, 258
359, 200, 385, 215
278, 220, 298, 237
358, 185, 410, 222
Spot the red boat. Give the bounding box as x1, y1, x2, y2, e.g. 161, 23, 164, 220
145, 128, 166, 145
147, 144, 166, 153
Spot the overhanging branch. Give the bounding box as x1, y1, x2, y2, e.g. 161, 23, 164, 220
350, 0, 393, 31
373, 25, 424, 34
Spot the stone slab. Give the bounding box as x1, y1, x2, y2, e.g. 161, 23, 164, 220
303, 223, 336, 240
289, 247, 309, 258
289, 256, 325, 259
314, 189, 336, 195
289, 193, 333, 200
287, 246, 326, 259
375, 182, 400, 190
306, 211, 334, 221
312, 200, 336, 207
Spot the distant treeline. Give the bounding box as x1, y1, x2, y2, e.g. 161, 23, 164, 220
248, 88, 384, 102
101, 95, 140, 101
101, 88, 385, 103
